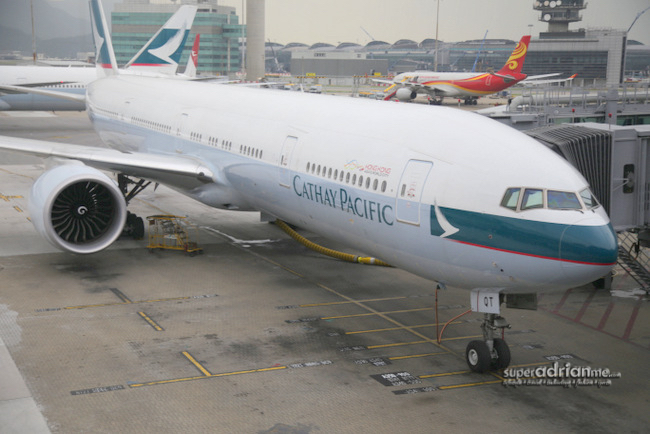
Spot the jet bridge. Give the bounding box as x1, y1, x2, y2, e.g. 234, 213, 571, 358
525, 123, 650, 292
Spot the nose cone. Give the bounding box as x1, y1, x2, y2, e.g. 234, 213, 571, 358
560, 222, 618, 284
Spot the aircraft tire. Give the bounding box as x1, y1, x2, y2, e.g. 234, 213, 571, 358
466, 340, 491, 373
133, 216, 145, 240
491, 338, 511, 370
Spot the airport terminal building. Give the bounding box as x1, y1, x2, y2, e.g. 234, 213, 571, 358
281, 35, 647, 86
279, 0, 648, 85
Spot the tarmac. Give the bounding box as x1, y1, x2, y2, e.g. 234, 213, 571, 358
0, 109, 648, 433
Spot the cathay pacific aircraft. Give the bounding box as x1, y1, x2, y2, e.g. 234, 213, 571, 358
0, 4, 197, 111
0, 0, 618, 373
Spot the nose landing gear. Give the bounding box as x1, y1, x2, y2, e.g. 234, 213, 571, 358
466, 313, 511, 373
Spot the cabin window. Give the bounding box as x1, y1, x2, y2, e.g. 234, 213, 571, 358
373, 179, 378, 191
340, 171, 345, 182
547, 190, 581, 210
358, 176, 363, 187
306, 162, 311, 172
346, 172, 350, 183
500, 187, 521, 210
352, 174, 357, 185
521, 188, 544, 210
334, 169, 338, 180
317, 165, 321, 176
381, 180, 387, 193
366, 177, 371, 189
328, 168, 332, 178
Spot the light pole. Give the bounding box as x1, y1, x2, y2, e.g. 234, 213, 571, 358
623, 6, 650, 81
434, 0, 440, 71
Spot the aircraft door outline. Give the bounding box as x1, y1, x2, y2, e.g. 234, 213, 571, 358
396, 159, 433, 225
279, 135, 298, 188
175, 112, 189, 154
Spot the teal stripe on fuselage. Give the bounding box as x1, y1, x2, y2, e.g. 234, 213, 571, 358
430, 206, 617, 265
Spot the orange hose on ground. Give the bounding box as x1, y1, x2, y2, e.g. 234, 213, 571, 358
275, 219, 392, 267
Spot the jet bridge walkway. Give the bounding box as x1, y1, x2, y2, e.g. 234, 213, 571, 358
525, 123, 650, 294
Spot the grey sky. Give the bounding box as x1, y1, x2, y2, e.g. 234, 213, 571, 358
50, 0, 649, 46
215, 0, 650, 46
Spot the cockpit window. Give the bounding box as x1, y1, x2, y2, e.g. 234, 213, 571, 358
580, 188, 599, 209
547, 190, 582, 210
500, 187, 521, 210
521, 188, 544, 210
501, 187, 594, 212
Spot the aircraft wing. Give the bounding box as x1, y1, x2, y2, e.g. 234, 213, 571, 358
371, 78, 395, 86
371, 78, 456, 97
413, 82, 458, 96
0, 84, 86, 103
521, 74, 577, 86
488, 72, 518, 83
0, 135, 215, 190
523, 73, 562, 81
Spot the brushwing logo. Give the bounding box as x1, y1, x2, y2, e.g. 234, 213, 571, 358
148, 27, 188, 65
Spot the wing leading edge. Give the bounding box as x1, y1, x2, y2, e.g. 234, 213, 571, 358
0, 135, 215, 190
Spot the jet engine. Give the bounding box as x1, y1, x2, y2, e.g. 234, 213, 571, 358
29, 164, 127, 254
395, 87, 417, 102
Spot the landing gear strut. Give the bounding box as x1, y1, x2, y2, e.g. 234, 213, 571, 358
117, 174, 151, 240
466, 313, 511, 373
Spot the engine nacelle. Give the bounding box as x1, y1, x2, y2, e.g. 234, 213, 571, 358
395, 87, 417, 102
29, 164, 127, 254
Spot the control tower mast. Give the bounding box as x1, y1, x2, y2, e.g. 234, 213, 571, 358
534, 0, 586, 34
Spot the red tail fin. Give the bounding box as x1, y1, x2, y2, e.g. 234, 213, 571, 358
190, 34, 200, 68
497, 35, 531, 75
184, 34, 200, 78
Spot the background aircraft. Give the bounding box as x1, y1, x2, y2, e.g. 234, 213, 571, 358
376, 35, 575, 105
0, 5, 197, 111
0, 0, 618, 373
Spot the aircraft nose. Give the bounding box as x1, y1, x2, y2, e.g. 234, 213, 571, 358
559, 221, 618, 284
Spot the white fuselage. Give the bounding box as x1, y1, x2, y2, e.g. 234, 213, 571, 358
86, 75, 618, 292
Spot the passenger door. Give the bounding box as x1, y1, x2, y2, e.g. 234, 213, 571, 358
395, 159, 433, 225
278, 135, 298, 188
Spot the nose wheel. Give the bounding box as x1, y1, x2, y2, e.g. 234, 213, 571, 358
465, 313, 511, 373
